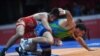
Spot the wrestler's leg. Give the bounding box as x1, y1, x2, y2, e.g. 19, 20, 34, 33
15, 38, 38, 56
0, 25, 25, 56
41, 46, 51, 56
28, 31, 54, 45
40, 42, 51, 56
25, 42, 37, 52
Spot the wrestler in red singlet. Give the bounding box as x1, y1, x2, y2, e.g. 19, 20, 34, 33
16, 16, 37, 38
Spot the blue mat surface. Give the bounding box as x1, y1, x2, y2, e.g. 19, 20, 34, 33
0, 39, 100, 53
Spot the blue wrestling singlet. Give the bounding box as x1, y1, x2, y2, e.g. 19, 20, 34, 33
35, 19, 71, 38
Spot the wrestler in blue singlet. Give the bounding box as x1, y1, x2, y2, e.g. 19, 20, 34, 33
35, 19, 71, 49
35, 19, 71, 38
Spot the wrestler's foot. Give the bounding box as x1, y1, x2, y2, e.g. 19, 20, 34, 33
15, 47, 21, 56
15, 47, 28, 56
0, 48, 6, 56
0, 52, 5, 56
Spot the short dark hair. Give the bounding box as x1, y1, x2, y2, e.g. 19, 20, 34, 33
49, 8, 60, 17
76, 23, 87, 32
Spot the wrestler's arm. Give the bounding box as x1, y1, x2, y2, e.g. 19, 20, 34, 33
59, 9, 75, 30
32, 13, 52, 32
72, 33, 93, 51
59, 8, 73, 22
40, 14, 52, 32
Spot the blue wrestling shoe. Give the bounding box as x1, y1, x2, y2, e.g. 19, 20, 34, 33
15, 47, 42, 56
0, 48, 7, 56
0, 52, 5, 56
15, 47, 28, 56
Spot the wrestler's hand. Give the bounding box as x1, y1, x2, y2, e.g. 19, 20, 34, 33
58, 8, 65, 15
54, 39, 63, 46
58, 8, 69, 15
87, 48, 95, 51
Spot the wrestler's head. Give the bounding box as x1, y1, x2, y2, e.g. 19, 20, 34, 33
49, 8, 60, 22
75, 23, 87, 37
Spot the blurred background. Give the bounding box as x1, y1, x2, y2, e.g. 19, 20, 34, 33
0, 0, 100, 45
0, 0, 100, 25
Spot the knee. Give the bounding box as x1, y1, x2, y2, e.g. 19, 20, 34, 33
16, 25, 24, 37
16, 32, 23, 38
43, 37, 54, 45
43, 31, 54, 44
